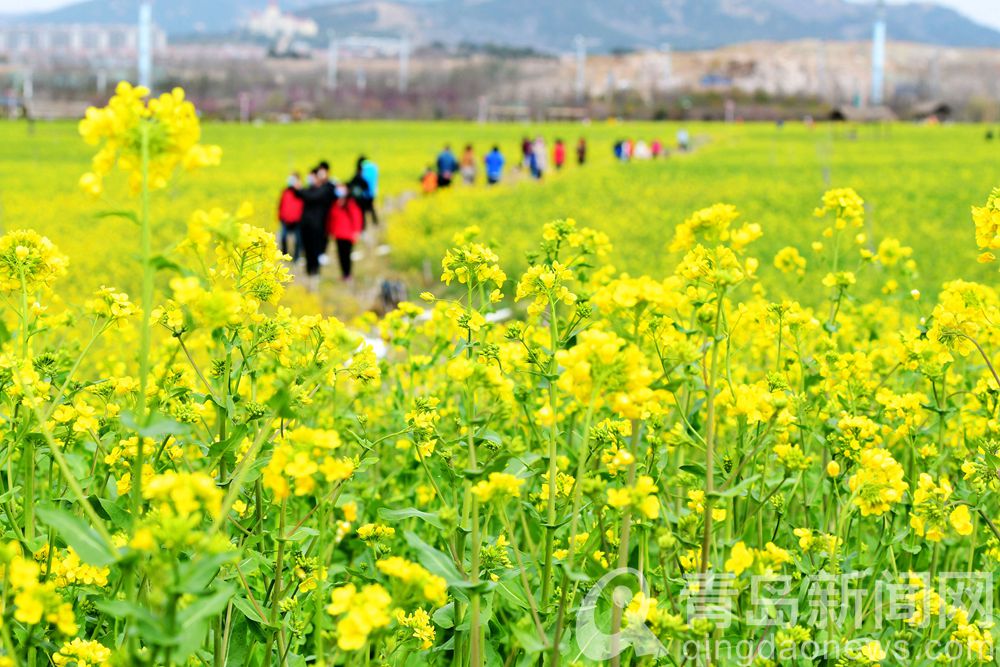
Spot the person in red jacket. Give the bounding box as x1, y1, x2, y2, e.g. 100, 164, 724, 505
327, 184, 363, 281
277, 172, 304, 262
553, 138, 567, 171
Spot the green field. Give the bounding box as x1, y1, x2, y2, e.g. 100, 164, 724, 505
1, 120, 998, 303
392, 123, 1000, 300
0, 120, 668, 301
7, 97, 1000, 667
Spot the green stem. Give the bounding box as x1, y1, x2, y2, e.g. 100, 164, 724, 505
17, 272, 33, 545
700, 289, 726, 574
469, 497, 482, 667
265, 499, 287, 667
465, 281, 482, 667
550, 400, 597, 664
498, 511, 546, 641
131, 121, 153, 524
540, 297, 561, 607
610, 422, 640, 667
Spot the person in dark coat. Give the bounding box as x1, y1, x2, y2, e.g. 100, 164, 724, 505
294, 161, 337, 290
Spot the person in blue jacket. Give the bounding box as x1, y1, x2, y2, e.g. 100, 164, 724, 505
484, 145, 505, 185
436, 144, 459, 187
349, 155, 379, 228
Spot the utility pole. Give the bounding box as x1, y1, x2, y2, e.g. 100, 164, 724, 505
574, 34, 586, 102
326, 31, 339, 90
138, 0, 153, 90
871, 0, 886, 106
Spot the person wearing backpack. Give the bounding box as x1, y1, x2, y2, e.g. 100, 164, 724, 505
350, 156, 379, 228
277, 172, 303, 262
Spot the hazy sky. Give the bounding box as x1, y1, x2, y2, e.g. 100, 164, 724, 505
1, 0, 999, 30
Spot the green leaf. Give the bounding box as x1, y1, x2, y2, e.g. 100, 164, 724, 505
493, 577, 530, 611
680, 463, 706, 478
555, 560, 590, 583
456, 590, 495, 630
404, 531, 464, 586
176, 552, 236, 594
95, 209, 140, 225
451, 579, 496, 594
208, 425, 249, 460
510, 622, 547, 654
225, 615, 253, 665
432, 602, 455, 629
93, 496, 130, 530
231, 595, 275, 628
379, 507, 444, 530
710, 474, 761, 499
284, 526, 319, 542
119, 412, 190, 439
37, 506, 116, 566
267, 388, 298, 420
148, 254, 182, 273
179, 584, 236, 629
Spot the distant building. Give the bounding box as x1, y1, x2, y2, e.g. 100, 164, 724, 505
246, 1, 318, 58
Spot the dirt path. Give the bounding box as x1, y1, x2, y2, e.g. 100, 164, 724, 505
291, 191, 418, 319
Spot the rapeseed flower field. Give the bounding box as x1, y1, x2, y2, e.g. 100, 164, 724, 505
0, 84, 997, 665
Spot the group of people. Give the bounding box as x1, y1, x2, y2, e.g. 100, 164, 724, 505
277, 156, 379, 289
421, 136, 588, 193
614, 129, 690, 162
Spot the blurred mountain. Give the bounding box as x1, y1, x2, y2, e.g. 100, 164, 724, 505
4, 1, 319, 35
8, 0, 1000, 51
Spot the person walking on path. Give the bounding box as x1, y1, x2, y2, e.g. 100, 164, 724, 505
421, 166, 438, 194
328, 183, 364, 282
293, 161, 337, 290
521, 136, 533, 170
277, 172, 303, 262
529, 136, 547, 179
349, 155, 379, 228
553, 139, 566, 171
677, 128, 690, 152
484, 145, 505, 185
436, 144, 459, 187
460, 144, 477, 185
